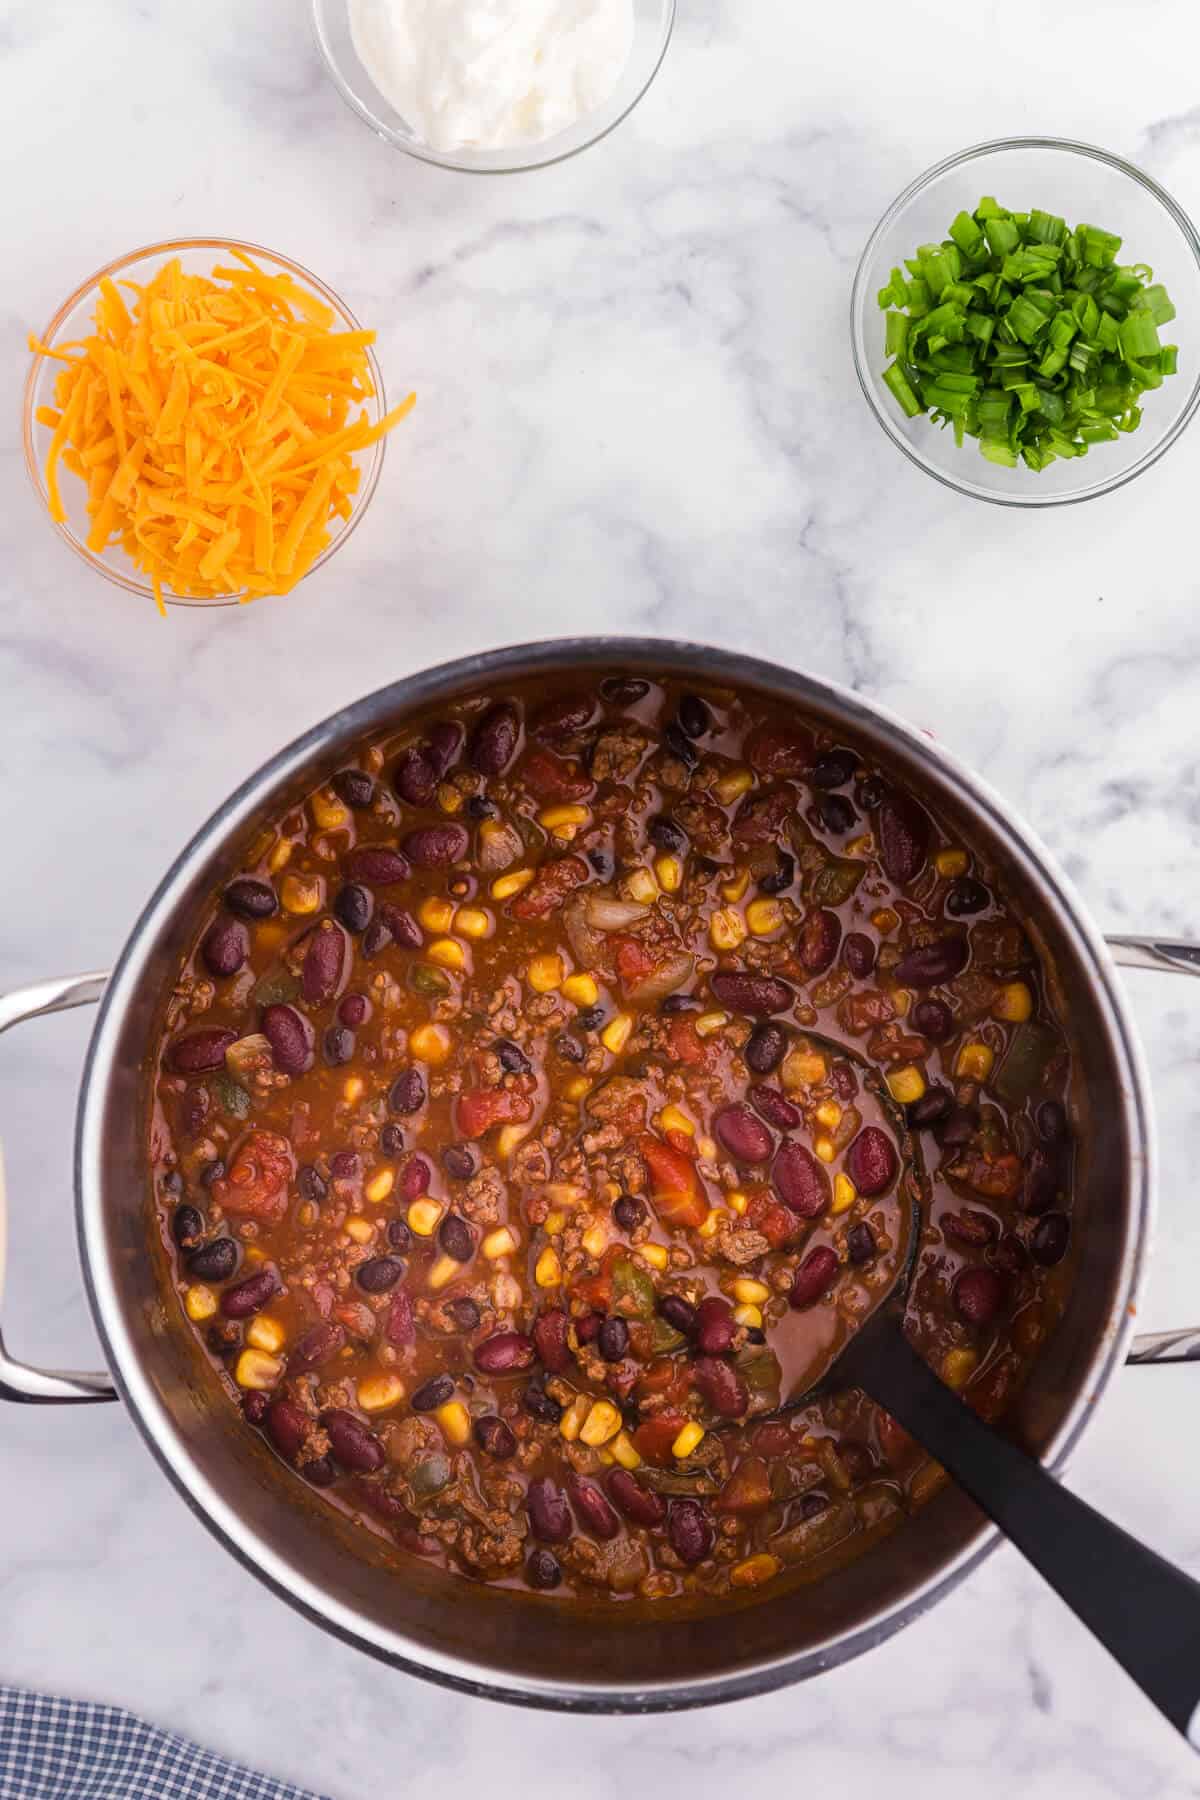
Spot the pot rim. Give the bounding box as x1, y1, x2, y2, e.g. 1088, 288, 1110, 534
74, 636, 1155, 1711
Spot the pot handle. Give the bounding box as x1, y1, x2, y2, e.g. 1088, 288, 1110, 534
0, 971, 117, 1403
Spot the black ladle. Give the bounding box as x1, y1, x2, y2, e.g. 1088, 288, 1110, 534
766, 1040, 1200, 1749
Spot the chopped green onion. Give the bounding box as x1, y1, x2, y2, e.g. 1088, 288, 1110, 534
876, 194, 1180, 471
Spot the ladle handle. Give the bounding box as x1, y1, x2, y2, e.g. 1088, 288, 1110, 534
1106, 934, 1200, 977
857, 1326, 1200, 1750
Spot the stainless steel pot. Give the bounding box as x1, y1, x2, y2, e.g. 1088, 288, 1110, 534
2, 638, 1197, 1711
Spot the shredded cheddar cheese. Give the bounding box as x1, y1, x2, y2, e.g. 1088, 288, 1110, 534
29, 252, 414, 611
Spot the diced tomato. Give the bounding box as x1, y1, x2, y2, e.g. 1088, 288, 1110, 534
743, 723, 813, 777
211, 1129, 294, 1223
715, 1455, 771, 1515
637, 1357, 692, 1408
639, 1133, 708, 1230
613, 936, 657, 992
455, 1087, 535, 1139
632, 1411, 687, 1468
521, 748, 594, 804
667, 1015, 706, 1067
748, 1193, 802, 1249
876, 1407, 917, 1470
571, 1245, 623, 1313
510, 855, 590, 921
664, 1127, 694, 1156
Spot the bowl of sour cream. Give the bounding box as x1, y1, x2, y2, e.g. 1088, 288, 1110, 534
312, 0, 674, 173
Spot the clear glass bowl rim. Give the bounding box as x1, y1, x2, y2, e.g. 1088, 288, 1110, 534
22, 235, 388, 608
849, 135, 1200, 508
310, 0, 676, 175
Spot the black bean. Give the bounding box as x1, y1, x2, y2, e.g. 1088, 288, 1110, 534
600, 676, 649, 704
759, 853, 796, 895
324, 1025, 355, 1066
171, 1205, 205, 1251
303, 1457, 337, 1488
357, 1256, 404, 1294
494, 1039, 531, 1075
663, 721, 698, 768
677, 693, 710, 739
647, 815, 687, 854
554, 1033, 585, 1064
475, 1415, 517, 1459
332, 768, 376, 810
467, 794, 497, 820
522, 1380, 564, 1424
298, 1164, 327, 1204
223, 876, 278, 920
911, 998, 954, 1042
187, 1237, 239, 1281
242, 1390, 269, 1425
442, 1143, 478, 1181
809, 749, 858, 789
657, 1294, 697, 1335
847, 1222, 877, 1264
439, 1214, 475, 1263
1031, 1212, 1070, 1266
799, 1492, 829, 1520
575, 1005, 605, 1032
936, 1104, 979, 1148
199, 1157, 226, 1187
857, 776, 886, 811
660, 993, 700, 1014
380, 1123, 405, 1157
819, 793, 857, 835
207, 1320, 242, 1359
388, 1069, 426, 1115
946, 876, 990, 917
745, 1022, 787, 1074
161, 1170, 183, 1196
613, 1194, 646, 1233
334, 883, 373, 934
387, 1219, 413, 1254
907, 1086, 952, 1129
1037, 1100, 1068, 1143
526, 1549, 563, 1590
412, 1374, 456, 1412
447, 1297, 481, 1331
599, 1318, 629, 1361
331, 1150, 359, 1179
587, 848, 614, 880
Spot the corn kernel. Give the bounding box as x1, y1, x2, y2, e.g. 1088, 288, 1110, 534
544, 1210, 566, 1237
561, 972, 599, 1007
727, 1189, 749, 1216
814, 1136, 836, 1163
639, 1243, 668, 1271
559, 1395, 591, 1442
887, 1065, 926, 1106
528, 953, 564, 993
956, 1042, 995, 1083
784, 1051, 828, 1089
581, 1221, 609, 1258
623, 867, 659, 905
655, 854, 684, 894
429, 1253, 461, 1290
342, 1075, 365, 1104
364, 1168, 394, 1205
358, 1373, 406, 1412
832, 1173, 856, 1215
992, 981, 1033, 1023
814, 1100, 842, 1130
428, 936, 468, 972
581, 1400, 622, 1447
732, 1277, 770, 1305
658, 1104, 694, 1138
601, 1012, 634, 1055
535, 1246, 562, 1287
482, 1225, 519, 1260
871, 907, 900, 936
311, 789, 349, 831
721, 866, 750, 903
268, 837, 293, 873
698, 1208, 722, 1239
941, 1348, 979, 1391
733, 1303, 764, 1329
496, 1122, 533, 1159
546, 1181, 588, 1206
611, 1430, 643, 1471
235, 1349, 282, 1390
935, 849, 969, 879
730, 1553, 783, 1589
846, 834, 873, 859
694, 1010, 729, 1038
563, 1076, 592, 1102
346, 1216, 374, 1244
714, 767, 754, 804
436, 782, 464, 815
246, 1315, 286, 1354
667, 1421, 703, 1459
491, 1272, 521, 1310
709, 907, 747, 951
597, 1448, 616, 1466
455, 906, 491, 939
184, 1284, 217, 1322
891, 987, 913, 1017
491, 868, 534, 900
697, 1135, 717, 1161
410, 1023, 451, 1065
539, 804, 591, 833
408, 1198, 445, 1237
746, 897, 785, 937
436, 1399, 472, 1446
280, 873, 322, 915
419, 896, 456, 932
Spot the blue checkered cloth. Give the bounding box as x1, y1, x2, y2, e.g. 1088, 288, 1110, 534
0, 1688, 329, 1800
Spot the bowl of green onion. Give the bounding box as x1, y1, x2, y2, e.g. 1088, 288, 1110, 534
850, 137, 1200, 505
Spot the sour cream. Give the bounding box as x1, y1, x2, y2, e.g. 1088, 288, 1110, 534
349, 0, 636, 152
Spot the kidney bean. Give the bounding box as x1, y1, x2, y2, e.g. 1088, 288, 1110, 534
819, 794, 857, 835
809, 749, 858, 789
261, 1004, 314, 1077
186, 1237, 239, 1281
846, 1222, 876, 1264
357, 1256, 404, 1294
182, 1085, 211, 1135
599, 1317, 629, 1362
526, 1549, 563, 1589
427, 720, 465, 775
647, 814, 687, 853
613, 1193, 646, 1232
220, 1267, 278, 1318
388, 1069, 426, 1115
797, 909, 841, 975
658, 1294, 697, 1336
171, 1205, 205, 1251
376, 905, 423, 951
400, 1156, 431, 1201
936, 1103, 978, 1147
668, 1499, 714, 1566
1031, 1211, 1070, 1266
322, 1408, 385, 1474
943, 1208, 999, 1248
523, 1378, 564, 1423
224, 876, 278, 920
412, 1373, 456, 1413
909, 1001, 953, 1046
992, 1232, 1029, 1278
331, 767, 375, 810
333, 883, 372, 934
201, 916, 249, 979
846, 1127, 898, 1197
749, 1084, 801, 1130
242, 1390, 269, 1425
841, 932, 876, 979
790, 1246, 839, 1309
298, 1164, 326, 1204
745, 1022, 787, 1074
330, 1149, 359, 1180
442, 1144, 477, 1181
773, 1141, 830, 1217
170, 1028, 237, 1075
527, 1477, 572, 1543
386, 1217, 413, 1251
532, 1309, 572, 1373
894, 935, 969, 989
878, 793, 931, 886
324, 1025, 354, 1066
530, 693, 597, 741
946, 876, 990, 917
161, 1171, 184, 1196
302, 922, 347, 1005
338, 993, 369, 1030
438, 1214, 474, 1263
714, 1103, 774, 1164
385, 1290, 415, 1347
265, 1399, 308, 1461
475, 1331, 536, 1374
290, 1321, 346, 1370
345, 846, 411, 887
471, 702, 521, 776
466, 1415, 515, 1463
1021, 1146, 1062, 1216
200, 1158, 225, 1187
393, 744, 438, 806
601, 1472, 663, 1531
568, 1474, 621, 1540
402, 823, 469, 867
692, 1355, 749, 1419
710, 971, 793, 1016
447, 1297, 481, 1331
953, 1266, 1005, 1326
695, 1295, 736, 1355
907, 1085, 952, 1129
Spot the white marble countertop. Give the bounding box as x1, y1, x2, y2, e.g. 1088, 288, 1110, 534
4, 0, 1200, 1792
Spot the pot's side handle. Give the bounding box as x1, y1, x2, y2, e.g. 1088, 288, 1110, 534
0, 972, 117, 1404
1106, 935, 1200, 977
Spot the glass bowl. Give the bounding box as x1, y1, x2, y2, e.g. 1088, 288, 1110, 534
850, 137, 1200, 507
311, 0, 675, 174
23, 237, 389, 609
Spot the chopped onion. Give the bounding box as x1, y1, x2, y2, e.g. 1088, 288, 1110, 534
625, 952, 695, 1007
585, 896, 651, 931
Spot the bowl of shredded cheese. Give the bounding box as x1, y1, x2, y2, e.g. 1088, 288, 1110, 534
24, 238, 415, 611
